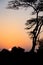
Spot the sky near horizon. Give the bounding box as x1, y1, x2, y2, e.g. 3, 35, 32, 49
0, 0, 43, 51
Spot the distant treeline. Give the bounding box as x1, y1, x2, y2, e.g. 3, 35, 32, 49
0, 46, 43, 64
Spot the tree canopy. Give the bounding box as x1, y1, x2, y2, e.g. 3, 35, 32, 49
7, 0, 43, 52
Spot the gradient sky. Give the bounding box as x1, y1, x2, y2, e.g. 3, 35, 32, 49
0, 0, 43, 51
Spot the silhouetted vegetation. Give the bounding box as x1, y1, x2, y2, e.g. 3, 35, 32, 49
4, 1, 43, 64
0, 0, 43, 64
7, 0, 43, 52
0, 46, 43, 64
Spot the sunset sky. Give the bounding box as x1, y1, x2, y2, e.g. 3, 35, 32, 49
0, 0, 43, 51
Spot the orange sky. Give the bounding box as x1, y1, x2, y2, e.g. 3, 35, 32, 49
0, 0, 33, 51
0, 0, 43, 51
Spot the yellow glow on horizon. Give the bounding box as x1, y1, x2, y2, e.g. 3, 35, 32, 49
0, 28, 32, 51
0, 7, 33, 51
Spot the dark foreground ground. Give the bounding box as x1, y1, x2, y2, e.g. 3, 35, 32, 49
0, 47, 43, 65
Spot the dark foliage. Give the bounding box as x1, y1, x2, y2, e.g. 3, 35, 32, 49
0, 46, 43, 64
19, 0, 37, 3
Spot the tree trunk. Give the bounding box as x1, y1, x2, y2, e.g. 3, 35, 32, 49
31, 12, 39, 52
31, 36, 37, 52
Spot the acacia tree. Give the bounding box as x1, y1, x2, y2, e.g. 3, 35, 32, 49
7, 0, 43, 52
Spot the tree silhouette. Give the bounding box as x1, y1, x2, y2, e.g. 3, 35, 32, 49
7, 0, 43, 52
37, 38, 43, 50
25, 16, 43, 52
11, 47, 25, 54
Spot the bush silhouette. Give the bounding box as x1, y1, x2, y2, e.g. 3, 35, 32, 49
0, 46, 43, 64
